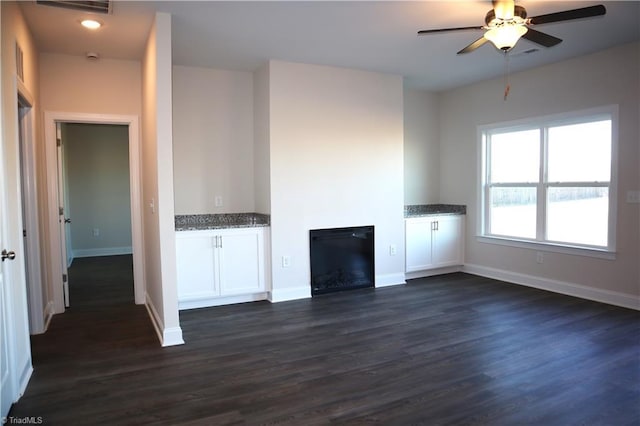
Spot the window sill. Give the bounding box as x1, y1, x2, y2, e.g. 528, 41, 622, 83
476, 235, 616, 260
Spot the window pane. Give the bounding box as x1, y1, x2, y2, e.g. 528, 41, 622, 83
548, 120, 611, 182
490, 129, 540, 183
547, 187, 608, 247
489, 187, 537, 239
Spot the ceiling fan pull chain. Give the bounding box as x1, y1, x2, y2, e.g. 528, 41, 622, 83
503, 51, 511, 101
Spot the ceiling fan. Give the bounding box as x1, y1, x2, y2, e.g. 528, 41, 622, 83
417, 1, 606, 54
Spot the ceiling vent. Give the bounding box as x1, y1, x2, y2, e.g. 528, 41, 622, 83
36, 1, 112, 14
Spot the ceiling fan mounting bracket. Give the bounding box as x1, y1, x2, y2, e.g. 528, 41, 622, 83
484, 6, 528, 29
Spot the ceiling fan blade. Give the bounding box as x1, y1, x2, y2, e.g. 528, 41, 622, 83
521, 28, 562, 48
418, 26, 483, 35
457, 36, 489, 54
528, 4, 606, 26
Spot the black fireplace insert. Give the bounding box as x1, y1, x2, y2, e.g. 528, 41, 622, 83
309, 226, 374, 296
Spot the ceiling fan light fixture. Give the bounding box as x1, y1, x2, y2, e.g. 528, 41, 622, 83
484, 25, 528, 50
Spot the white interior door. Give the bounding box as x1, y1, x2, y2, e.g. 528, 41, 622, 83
56, 122, 70, 307
1, 102, 16, 418
0, 201, 14, 419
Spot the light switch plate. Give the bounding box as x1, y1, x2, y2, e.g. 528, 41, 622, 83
627, 190, 640, 204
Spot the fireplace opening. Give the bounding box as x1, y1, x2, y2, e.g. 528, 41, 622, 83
309, 226, 374, 296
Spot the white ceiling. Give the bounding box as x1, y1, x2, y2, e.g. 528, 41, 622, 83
19, 1, 640, 91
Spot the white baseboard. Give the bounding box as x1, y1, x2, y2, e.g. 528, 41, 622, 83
179, 293, 269, 310
73, 246, 133, 258
16, 360, 33, 403
463, 263, 640, 310
43, 301, 54, 333
144, 294, 184, 347
376, 273, 406, 288
269, 286, 311, 303
162, 327, 185, 347
405, 265, 463, 281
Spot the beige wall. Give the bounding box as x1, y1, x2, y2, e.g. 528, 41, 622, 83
267, 61, 406, 300
253, 63, 271, 214
39, 53, 141, 116
38, 52, 142, 315
403, 89, 440, 205
63, 123, 132, 256
439, 42, 640, 302
142, 12, 182, 346
172, 66, 254, 214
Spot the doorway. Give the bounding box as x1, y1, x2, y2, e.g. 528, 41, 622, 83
60, 123, 133, 305
43, 113, 144, 315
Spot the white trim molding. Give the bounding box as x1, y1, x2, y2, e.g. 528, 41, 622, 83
405, 266, 463, 281
375, 273, 406, 288
44, 112, 145, 314
269, 286, 311, 303
179, 293, 268, 311
463, 263, 639, 310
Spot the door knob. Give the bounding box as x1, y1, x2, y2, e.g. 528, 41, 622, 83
1, 249, 16, 262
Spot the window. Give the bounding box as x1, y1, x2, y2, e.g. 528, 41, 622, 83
480, 107, 616, 254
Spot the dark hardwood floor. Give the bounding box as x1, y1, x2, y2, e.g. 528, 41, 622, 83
9, 257, 640, 425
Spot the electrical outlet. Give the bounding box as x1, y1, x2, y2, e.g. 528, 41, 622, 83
282, 255, 291, 268
389, 244, 397, 256
93, 228, 100, 237
536, 252, 544, 264
214, 195, 223, 207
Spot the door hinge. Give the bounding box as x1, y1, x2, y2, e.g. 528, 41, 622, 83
62, 273, 67, 283
23, 229, 27, 237
59, 207, 64, 216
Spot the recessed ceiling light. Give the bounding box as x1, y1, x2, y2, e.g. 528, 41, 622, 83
81, 19, 102, 30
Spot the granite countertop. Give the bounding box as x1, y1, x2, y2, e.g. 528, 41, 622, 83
404, 204, 466, 218
175, 213, 270, 231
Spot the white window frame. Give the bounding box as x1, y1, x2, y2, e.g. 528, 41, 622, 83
477, 105, 618, 260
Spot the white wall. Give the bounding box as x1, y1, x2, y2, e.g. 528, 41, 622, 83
403, 89, 440, 204
0, 0, 36, 408
172, 66, 254, 214
268, 60, 406, 301
439, 42, 640, 305
63, 123, 132, 257
141, 12, 183, 346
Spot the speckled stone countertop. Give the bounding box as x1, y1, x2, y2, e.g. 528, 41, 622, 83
405, 204, 466, 218
175, 213, 270, 231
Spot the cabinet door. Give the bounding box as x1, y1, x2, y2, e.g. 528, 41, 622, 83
176, 233, 217, 300
217, 229, 265, 296
432, 216, 463, 267
405, 219, 434, 272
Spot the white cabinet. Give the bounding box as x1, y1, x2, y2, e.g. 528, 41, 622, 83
405, 215, 464, 273
176, 227, 269, 309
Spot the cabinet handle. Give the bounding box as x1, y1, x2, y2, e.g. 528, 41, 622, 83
219, 236, 223, 248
